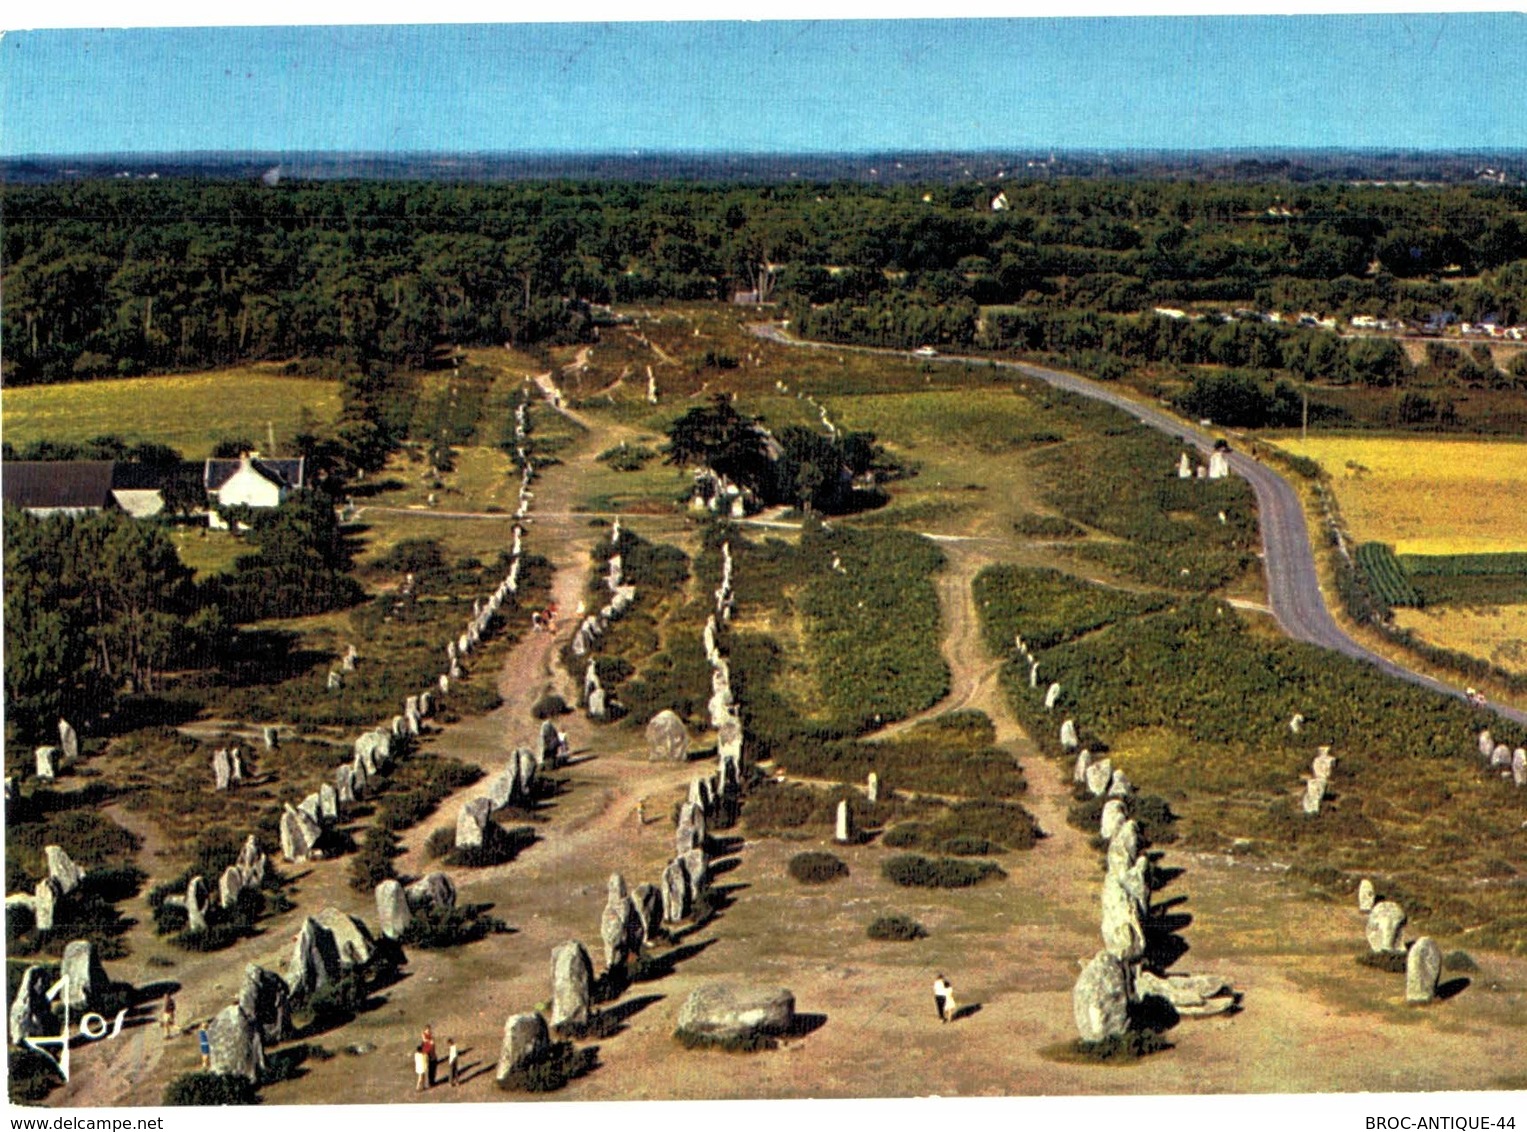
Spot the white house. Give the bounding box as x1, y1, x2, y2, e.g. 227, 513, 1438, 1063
204, 453, 305, 528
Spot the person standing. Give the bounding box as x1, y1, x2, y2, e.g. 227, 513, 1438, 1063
414, 1044, 428, 1092
160, 994, 176, 1038
446, 1038, 460, 1086
421, 1025, 436, 1086
932, 974, 952, 1024
197, 1026, 211, 1068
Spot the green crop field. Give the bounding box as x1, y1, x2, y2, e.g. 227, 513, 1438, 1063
1, 369, 341, 458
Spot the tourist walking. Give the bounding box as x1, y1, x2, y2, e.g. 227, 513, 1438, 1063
932, 974, 952, 1023
414, 1045, 428, 1092
447, 1038, 460, 1086
421, 1024, 436, 1085
197, 1026, 211, 1069
160, 994, 176, 1038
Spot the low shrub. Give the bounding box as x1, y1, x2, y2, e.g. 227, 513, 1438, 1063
531, 694, 570, 720
1443, 950, 1478, 973
9, 1047, 64, 1104
1066, 1030, 1172, 1062
443, 824, 537, 868
162, 1072, 258, 1106
881, 854, 1006, 888
1356, 950, 1409, 973
346, 828, 400, 894
302, 969, 369, 1026
867, 914, 927, 941
494, 1040, 597, 1092
424, 826, 455, 861
399, 902, 506, 949
787, 851, 848, 884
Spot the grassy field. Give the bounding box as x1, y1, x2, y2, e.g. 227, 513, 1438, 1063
1391, 604, 1527, 676
1276, 435, 1527, 555
2, 368, 341, 458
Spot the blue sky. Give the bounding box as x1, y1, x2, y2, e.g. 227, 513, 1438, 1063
2, 14, 1524, 156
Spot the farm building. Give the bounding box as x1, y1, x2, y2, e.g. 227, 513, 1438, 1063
204, 453, 305, 528
1, 460, 197, 519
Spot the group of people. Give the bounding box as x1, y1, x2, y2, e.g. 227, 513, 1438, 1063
1465, 686, 1489, 708
529, 604, 559, 633
413, 1025, 460, 1091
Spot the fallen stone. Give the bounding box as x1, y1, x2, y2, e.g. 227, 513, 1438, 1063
676, 985, 795, 1043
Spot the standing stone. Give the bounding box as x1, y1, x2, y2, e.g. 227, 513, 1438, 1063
867, 772, 880, 804
405, 872, 457, 913
440, 674, 451, 694
1178, 452, 1193, 479
59, 939, 109, 1011
1405, 937, 1443, 1004
32, 877, 61, 933
319, 782, 340, 824
1121, 855, 1151, 919
186, 875, 210, 933
34, 747, 56, 780
1107, 771, 1133, 798
646, 710, 690, 762
280, 804, 322, 862
298, 792, 324, 828
1099, 799, 1128, 842
550, 942, 594, 1031
229, 748, 243, 784
606, 873, 629, 904
327, 670, 342, 691
1357, 878, 1376, 913
1289, 713, 1304, 734
207, 1003, 265, 1083
376, 879, 411, 939
600, 895, 641, 970
1084, 758, 1114, 798
1312, 750, 1337, 781
1106, 820, 1141, 878
1101, 875, 1146, 961
496, 1013, 550, 1081
455, 797, 494, 850
633, 884, 664, 944
219, 865, 245, 910
588, 687, 607, 720
1302, 777, 1327, 815
9, 965, 53, 1044
45, 845, 83, 896
1059, 719, 1079, 751
834, 799, 855, 844
1072, 950, 1131, 1043
285, 917, 342, 999
237, 835, 267, 889
58, 719, 79, 764
539, 720, 564, 767
1044, 682, 1062, 711
488, 765, 521, 811
514, 747, 538, 796
676, 803, 706, 854
1491, 743, 1512, 768
1073, 748, 1094, 784
334, 765, 356, 805
238, 964, 292, 1044
662, 859, 692, 922
1366, 901, 1407, 953
1513, 749, 1526, 788
680, 848, 710, 895
1477, 729, 1494, 758
263, 726, 279, 750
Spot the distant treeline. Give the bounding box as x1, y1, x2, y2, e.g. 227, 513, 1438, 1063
4, 178, 1525, 384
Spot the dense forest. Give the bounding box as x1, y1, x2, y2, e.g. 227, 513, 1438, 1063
4, 178, 1526, 385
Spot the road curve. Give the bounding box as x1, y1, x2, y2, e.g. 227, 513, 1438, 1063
750, 323, 1527, 728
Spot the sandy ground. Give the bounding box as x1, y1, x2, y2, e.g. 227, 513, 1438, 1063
47, 389, 1527, 1108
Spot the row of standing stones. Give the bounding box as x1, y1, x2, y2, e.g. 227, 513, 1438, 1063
1004, 632, 1241, 1046
491, 536, 794, 1083
6, 401, 552, 1076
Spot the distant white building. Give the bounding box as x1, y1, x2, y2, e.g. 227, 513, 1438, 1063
205, 453, 305, 528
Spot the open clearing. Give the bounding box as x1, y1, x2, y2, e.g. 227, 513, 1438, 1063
1392, 603, 1527, 676
1274, 435, 1527, 555
1, 368, 340, 458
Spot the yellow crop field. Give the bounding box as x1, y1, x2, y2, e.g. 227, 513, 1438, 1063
1277, 436, 1527, 554
1392, 604, 1527, 676
2, 369, 341, 459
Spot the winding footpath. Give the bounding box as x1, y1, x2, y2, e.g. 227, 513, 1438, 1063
751, 323, 1527, 728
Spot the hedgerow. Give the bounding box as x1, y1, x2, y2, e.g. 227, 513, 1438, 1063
881, 854, 1006, 888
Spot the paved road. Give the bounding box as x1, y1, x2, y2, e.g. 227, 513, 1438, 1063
751, 323, 1527, 727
